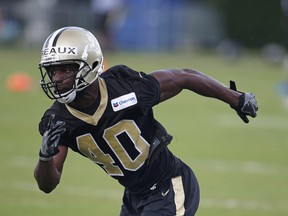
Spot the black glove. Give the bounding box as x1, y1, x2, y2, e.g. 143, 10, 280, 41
230, 81, 258, 123
39, 114, 66, 161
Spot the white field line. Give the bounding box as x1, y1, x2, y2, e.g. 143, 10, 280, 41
215, 113, 288, 130
8, 155, 288, 177
0, 179, 122, 200
7, 156, 288, 177
186, 159, 288, 176
4, 156, 288, 212
0, 179, 287, 212
8, 156, 37, 168
0, 180, 121, 209
201, 198, 274, 211
0, 180, 273, 211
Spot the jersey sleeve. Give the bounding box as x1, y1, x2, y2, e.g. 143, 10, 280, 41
106, 65, 161, 113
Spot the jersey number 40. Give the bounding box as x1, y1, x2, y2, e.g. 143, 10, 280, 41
77, 120, 150, 176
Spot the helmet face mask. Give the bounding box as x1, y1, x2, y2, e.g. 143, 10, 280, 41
40, 61, 79, 102
39, 27, 104, 104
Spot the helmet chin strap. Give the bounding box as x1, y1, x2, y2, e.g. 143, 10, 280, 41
56, 89, 76, 104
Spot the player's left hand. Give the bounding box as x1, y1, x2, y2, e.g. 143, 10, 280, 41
235, 92, 258, 123
39, 114, 66, 161
230, 81, 258, 123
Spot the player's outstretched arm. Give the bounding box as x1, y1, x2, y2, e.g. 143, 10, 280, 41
150, 69, 258, 123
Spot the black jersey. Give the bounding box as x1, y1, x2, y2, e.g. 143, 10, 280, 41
39, 65, 181, 197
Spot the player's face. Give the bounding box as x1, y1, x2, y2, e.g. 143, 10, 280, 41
48, 64, 78, 93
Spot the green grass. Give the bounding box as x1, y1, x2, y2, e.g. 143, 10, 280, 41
0, 48, 287, 216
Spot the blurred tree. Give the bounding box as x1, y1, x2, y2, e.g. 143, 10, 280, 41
209, 0, 282, 48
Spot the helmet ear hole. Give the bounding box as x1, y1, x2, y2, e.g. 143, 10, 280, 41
92, 61, 99, 69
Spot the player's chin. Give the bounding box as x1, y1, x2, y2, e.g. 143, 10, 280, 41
54, 86, 73, 95
55, 83, 74, 94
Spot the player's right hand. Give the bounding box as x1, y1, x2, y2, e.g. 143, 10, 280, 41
39, 114, 66, 161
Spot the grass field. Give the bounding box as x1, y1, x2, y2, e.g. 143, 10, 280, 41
0, 48, 287, 216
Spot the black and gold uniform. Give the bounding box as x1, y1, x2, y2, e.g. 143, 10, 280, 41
39, 65, 199, 215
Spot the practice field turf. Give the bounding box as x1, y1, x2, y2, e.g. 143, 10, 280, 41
0, 48, 287, 216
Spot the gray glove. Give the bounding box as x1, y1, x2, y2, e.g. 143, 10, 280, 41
39, 114, 66, 161
230, 81, 258, 123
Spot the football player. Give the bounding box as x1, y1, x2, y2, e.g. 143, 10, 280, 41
34, 26, 258, 216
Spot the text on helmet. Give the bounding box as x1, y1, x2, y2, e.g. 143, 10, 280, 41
42, 46, 78, 57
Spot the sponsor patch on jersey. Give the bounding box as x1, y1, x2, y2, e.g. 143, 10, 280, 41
111, 92, 138, 112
